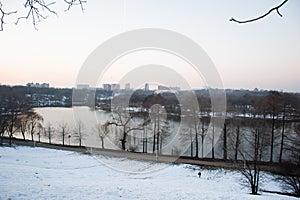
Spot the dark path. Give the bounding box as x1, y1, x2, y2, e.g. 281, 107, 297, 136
1, 137, 298, 176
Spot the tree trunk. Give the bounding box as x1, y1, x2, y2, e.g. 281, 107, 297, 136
190, 130, 193, 157
234, 126, 240, 161
270, 112, 276, 162
212, 113, 215, 159
279, 105, 286, 163
223, 123, 227, 160
201, 119, 205, 158
252, 128, 260, 195
142, 128, 145, 153
152, 117, 156, 153
21, 132, 26, 140
195, 124, 199, 158
101, 137, 104, 149
201, 134, 204, 158
251, 185, 257, 195
189, 141, 193, 157
62, 131, 65, 146
9, 123, 13, 146
143, 127, 148, 153
145, 128, 148, 153
157, 131, 160, 153
152, 134, 156, 153
157, 113, 160, 154
159, 133, 163, 154
48, 128, 51, 144
121, 129, 127, 150
9, 134, 12, 146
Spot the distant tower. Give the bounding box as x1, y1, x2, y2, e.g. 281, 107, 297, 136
103, 84, 111, 91
111, 83, 120, 91
125, 83, 130, 90
145, 83, 149, 91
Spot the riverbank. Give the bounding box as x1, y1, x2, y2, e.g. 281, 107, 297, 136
1, 136, 298, 176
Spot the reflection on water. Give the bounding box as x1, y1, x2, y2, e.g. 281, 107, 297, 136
33, 107, 185, 155
35, 107, 114, 148
19, 106, 223, 159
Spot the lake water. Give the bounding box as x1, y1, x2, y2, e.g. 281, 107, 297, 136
6, 107, 227, 157
34, 107, 189, 155
13, 107, 287, 161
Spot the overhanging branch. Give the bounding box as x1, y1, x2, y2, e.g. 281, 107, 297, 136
15, 0, 57, 30
0, 2, 17, 31
230, 0, 288, 24
64, 0, 86, 12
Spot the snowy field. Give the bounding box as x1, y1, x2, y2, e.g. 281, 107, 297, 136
0, 146, 297, 200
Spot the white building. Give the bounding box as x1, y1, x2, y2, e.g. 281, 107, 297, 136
27, 82, 50, 88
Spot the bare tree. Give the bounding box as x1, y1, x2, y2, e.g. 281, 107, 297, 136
285, 123, 300, 165
44, 122, 54, 144
275, 122, 299, 196
239, 127, 261, 195
226, 118, 244, 161
148, 104, 170, 155
159, 120, 171, 154
233, 125, 241, 161
59, 121, 68, 145
95, 122, 109, 149
222, 122, 229, 160
6, 93, 27, 146
276, 175, 300, 197
230, 0, 288, 24
180, 125, 194, 157
0, 106, 8, 145
74, 119, 84, 147
15, 110, 43, 141
141, 116, 151, 153
238, 116, 269, 195
267, 91, 281, 163
191, 110, 200, 158
107, 111, 143, 151
27, 110, 43, 141
211, 110, 215, 159
278, 92, 296, 163
37, 122, 43, 142
200, 117, 208, 158
279, 103, 286, 163
16, 114, 29, 140
198, 96, 210, 158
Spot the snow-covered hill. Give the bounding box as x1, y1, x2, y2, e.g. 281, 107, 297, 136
0, 146, 296, 200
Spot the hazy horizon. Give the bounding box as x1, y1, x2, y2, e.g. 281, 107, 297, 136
0, 0, 299, 92
1, 81, 299, 94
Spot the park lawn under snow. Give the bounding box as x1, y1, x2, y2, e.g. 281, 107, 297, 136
0, 146, 296, 200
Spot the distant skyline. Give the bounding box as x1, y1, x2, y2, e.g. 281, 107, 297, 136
1, 81, 297, 94
0, 0, 299, 92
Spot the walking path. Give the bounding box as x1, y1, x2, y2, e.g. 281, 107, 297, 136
1, 137, 298, 176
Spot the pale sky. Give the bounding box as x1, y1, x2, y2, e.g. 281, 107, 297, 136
0, 0, 299, 92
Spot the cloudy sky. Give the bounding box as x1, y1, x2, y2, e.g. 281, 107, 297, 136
0, 0, 299, 92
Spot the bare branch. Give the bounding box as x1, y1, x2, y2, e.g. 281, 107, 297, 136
230, 0, 288, 24
64, 0, 86, 12
0, 2, 17, 31
15, 0, 57, 30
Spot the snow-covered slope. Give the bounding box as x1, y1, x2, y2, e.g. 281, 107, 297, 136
0, 146, 296, 200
